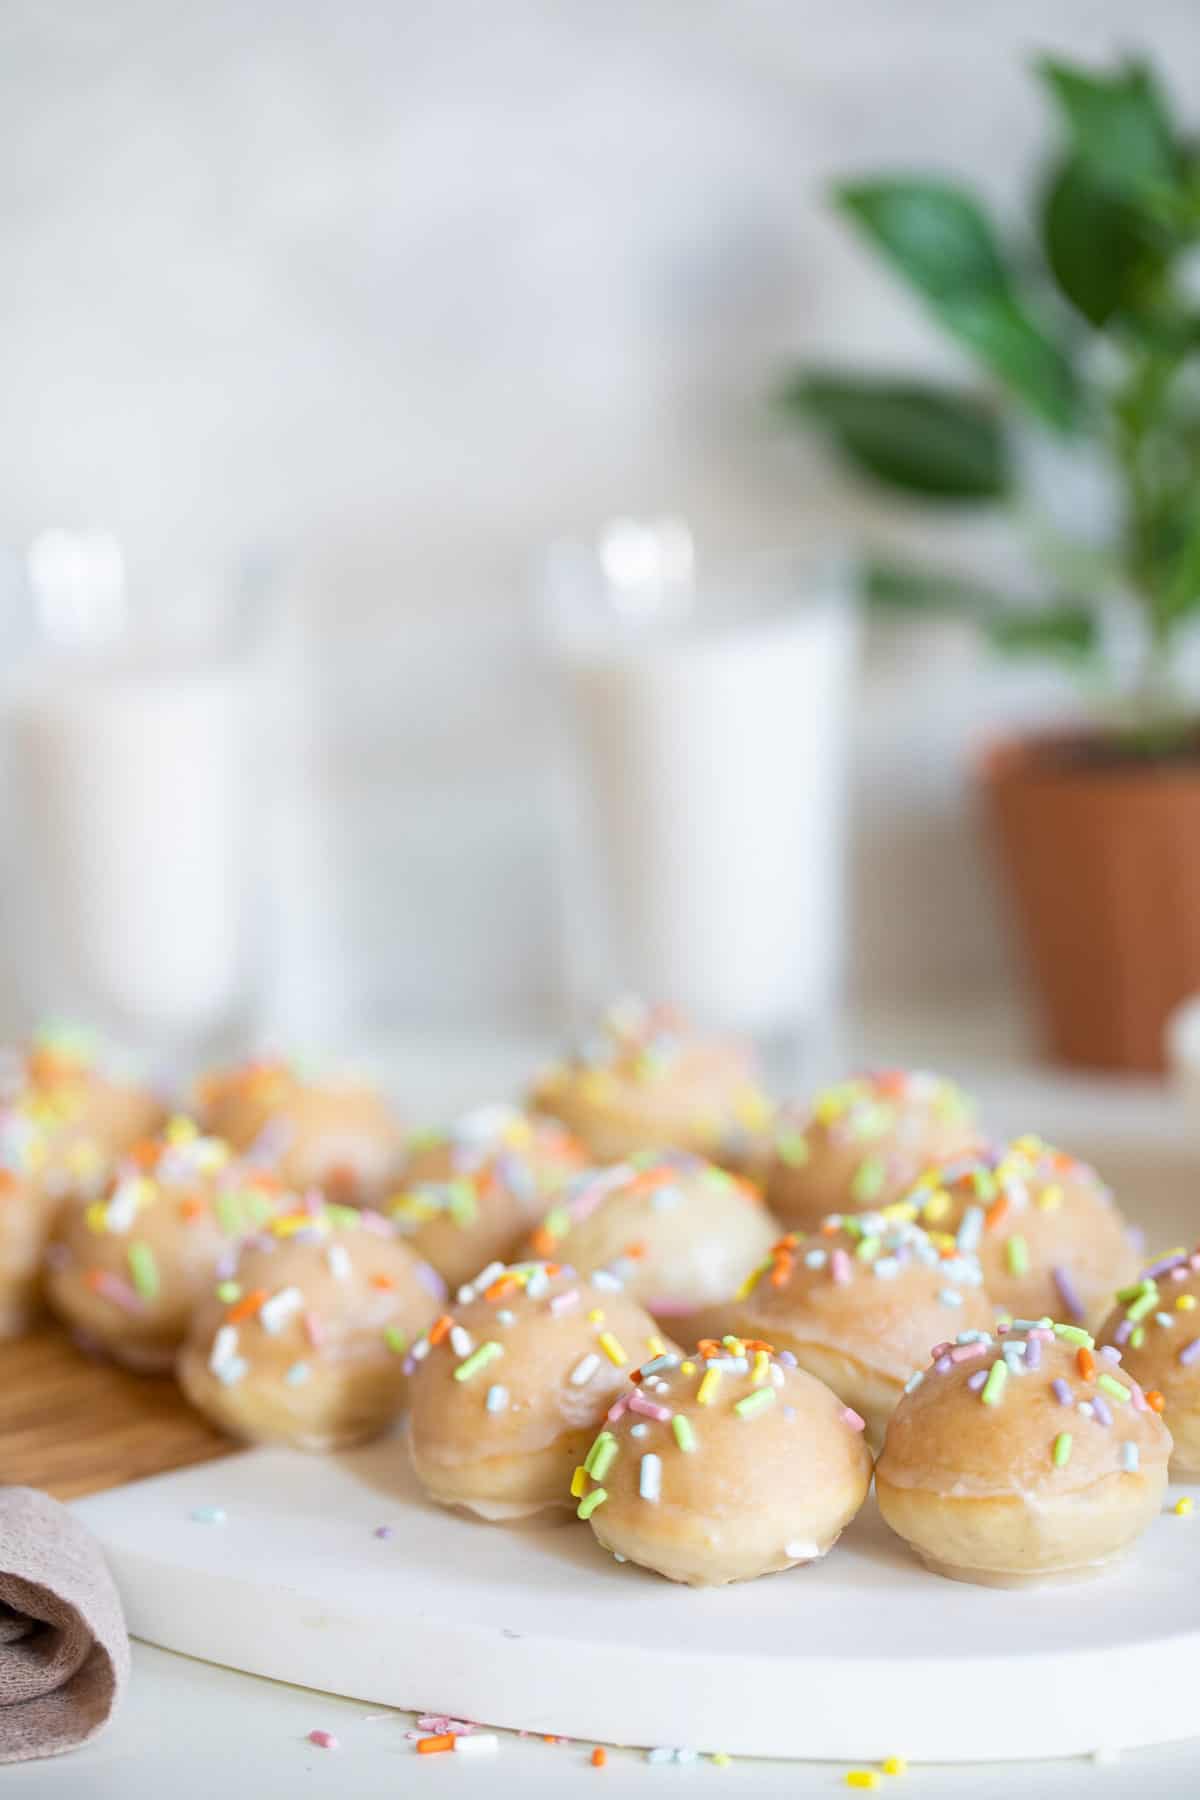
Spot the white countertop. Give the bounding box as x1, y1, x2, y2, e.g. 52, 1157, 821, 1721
12, 1015, 1200, 1797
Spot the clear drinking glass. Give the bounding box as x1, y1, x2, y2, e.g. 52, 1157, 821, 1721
541, 521, 859, 1067
0, 531, 274, 1062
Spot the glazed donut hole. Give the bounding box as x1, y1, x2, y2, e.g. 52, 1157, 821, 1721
905, 1136, 1138, 1329
578, 1337, 873, 1586
528, 996, 773, 1174
0, 1168, 57, 1339
525, 1149, 779, 1339
2, 1026, 165, 1207
194, 1056, 403, 1208
765, 1070, 977, 1232
1097, 1243, 1200, 1477
387, 1104, 585, 1290
875, 1320, 1172, 1587
46, 1117, 286, 1372
177, 1199, 444, 1451
728, 1211, 992, 1446
406, 1262, 672, 1521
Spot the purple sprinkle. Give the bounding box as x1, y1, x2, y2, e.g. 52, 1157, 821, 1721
935, 1356, 952, 1374
415, 1261, 447, 1299
1099, 1344, 1122, 1363
1144, 1252, 1187, 1280
1052, 1265, 1084, 1323
402, 1356, 416, 1376
1052, 1378, 1073, 1406
1115, 1318, 1133, 1346
776, 1350, 797, 1368
374, 1525, 394, 1539
1179, 1337, 1200, 1367
967, 1369, 988, 1392
1091, 1394, 1113, 1428
1025, 1336, 1041, 1370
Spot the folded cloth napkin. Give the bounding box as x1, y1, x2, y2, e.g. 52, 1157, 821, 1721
0, 1487, 129, 1763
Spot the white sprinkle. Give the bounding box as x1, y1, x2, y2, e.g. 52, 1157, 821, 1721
485, 1384, 509, 1414
939, 1289, 963, 1308
1120, 1441, 1140, 1473
209, 1326, 239, 1374
471, 1261, 505, 1294
630, 1422, 649, 1439
284, 1361, 311, 1386
904, 1371, 925, 1394
496, 1309, 516, 1327
327, 1244, 352, 1282
591, 1269, 624, 1292
570, 1353, 599, 1386
549, 1289, 580, 1317
449, 1324, 474, 1358
770, 1363, 785, 1388
804, 1248, 827, 1268
1078, 1401, 1095, 1419
651, 1185, 683, 1211
260, 1287, 304, 1334
454, 1733, 499, 1758
639, 1454, 662, 1502
216, 1355, 248, 1386
411, 1337, 431, 1362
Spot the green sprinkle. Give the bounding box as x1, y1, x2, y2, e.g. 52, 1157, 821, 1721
734, 1388, 776, 1420
326, 1203, 361, 1230
383, 1326, 408, 1354
453, 1341, 503, 1382
127, 1240, 159, 1299
1097, 1373, 1130, 1403
1005, 1234, 1029, 1277
850, 1156, 885, 1204
585, 1431, 618, 1480
776, 1130, 809, 1168
1126, 1287, 1160, 1323
980, 1360, 1008, 1406
216, 1280, 241, 1304
447, 1179, 478, 1227
673, 1415, 697, 1452
577, 1487, 607, 1520
542, 1206, 569, 1239
216, 1191, 247, 1237
855, 1234, 881, 1262
1052, 1324, 1094, 1347
1131, 1325, 1146, 1349
1117, 1280, 1152, 1304
1053, 1431, 1073, 1467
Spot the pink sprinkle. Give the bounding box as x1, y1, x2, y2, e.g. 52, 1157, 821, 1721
93, 1272, 145, 1313
830, 1249, 852, 1285
308, 1730, 338, 1749
966, 1369, 989, 1392
929, 1341, 951, 1361
645, 1296, 692, 1316
359, 1208, 392, 1235
549, 1289, 580, 1316
605, 1395, 631, 1423
417, 1715, 476, 1736
1129, 1380, 1149, 1412
628, 1391, 671, 1423
304, 1310, 326, 1348
1028, 1327, 1054, 1342
950, 1342, 988, 1363
840, 1407, 866, 1432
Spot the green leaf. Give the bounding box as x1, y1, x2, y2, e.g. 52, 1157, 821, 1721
1036, 57, 1178, 200
1039, 156, 1166, 327
862, 556, 1005, 614
984, 603, 1100, 660
778, 373, 1011, 500
835, 178, 1080, 431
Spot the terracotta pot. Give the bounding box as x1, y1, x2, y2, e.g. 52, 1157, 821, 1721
979, 732, 1200, 1074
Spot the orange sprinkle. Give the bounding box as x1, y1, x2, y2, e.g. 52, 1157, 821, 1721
485, 1274, 519, 1302
626, 1167, 673, 1198
1146, 1389, 1166, 1413
622, 1240, 648, 1260
591, 1746, 607, 1767
984, 1194, 1010, 1231
0, 1170, 19, 1195
820, 1218, 841, 1236
179, 1196, 206, 1223
1077, 1347, 1096, 1382
742, 1338, 775, 1353
529, 1227, 557, 1258
770, 1254, 793, 1289
697, 1338, 722, 1359
84, 1268, 109, 1293
370, 1273, 395, 1290
226, 1287, 268, 1324
417, 1733, 455, 1754
428, 1314, 454, 1346
128, 1138, 162, 1170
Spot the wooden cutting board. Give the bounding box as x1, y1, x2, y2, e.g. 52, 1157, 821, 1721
0, 1324, 234, 1499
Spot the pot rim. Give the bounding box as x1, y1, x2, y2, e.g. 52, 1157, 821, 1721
978, 725, 1200, 792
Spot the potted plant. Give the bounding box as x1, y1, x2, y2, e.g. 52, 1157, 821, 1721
781, 52, 1200, 1073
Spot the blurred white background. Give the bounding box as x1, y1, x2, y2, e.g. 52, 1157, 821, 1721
2, 0, 1196, 1044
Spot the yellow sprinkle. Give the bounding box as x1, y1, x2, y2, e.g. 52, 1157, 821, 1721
647, 1335, 666, 1356
1037, 1183, 1063, 1211
680, 1360, 696, 1375
271, 1213, 313, 1236
752, 1350, 769, 1386
846, 1775, 881, 1792
710, 1752, 731, 1768
1178, 1295, 1197, 1311
85, 1201, 108, 1235
165, 1114, 199, 1144
697, 1369, 720, 1406
599, 1332, 626, 1366
733, 1266, 761, 1301
570, 1466, 588, 1499
882, 1755, 907, 1776
1176, 1497, 1194, 1516
921, 1191, 950, 1223
587, 1309, 605, 1325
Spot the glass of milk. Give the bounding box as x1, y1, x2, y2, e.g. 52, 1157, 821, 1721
0, 532, 272, 1059
542, 522, 859, 1054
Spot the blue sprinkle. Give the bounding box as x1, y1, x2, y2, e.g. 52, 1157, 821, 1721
1120, 1441, 1140, 1473
190, 1506, 227, 1525
486, 1384, 509, 1413
284, 1361, 311, 1386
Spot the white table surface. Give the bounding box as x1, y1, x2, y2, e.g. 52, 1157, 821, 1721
13, 1013, 1200, 1797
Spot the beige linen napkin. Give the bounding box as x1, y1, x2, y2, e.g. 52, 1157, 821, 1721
0, 1487, 129, 1763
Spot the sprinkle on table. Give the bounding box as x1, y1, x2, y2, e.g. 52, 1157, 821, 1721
1175, 1498, 1193, 1516
308, 1729, 338, 1749
591, 1746, 607, 1767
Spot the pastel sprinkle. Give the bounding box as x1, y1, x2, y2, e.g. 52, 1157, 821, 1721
599, 1333, 627, 1366
1005, 1235, 1028, 1277
1053, 1324, 1094, 1347
840, 1407, 866, 1432
1053, 1432, 1073, 1467
127, 1240, 160, 1299
284, 1361, 311, 1386
673, 1415, 697, 1452
697, 1369, 720, 1406
966, 1369, 988, 1391
1097, 1374, 1130, 1403
734, 1388, 776, 1419
189, 1505, 227, 1524
454, 1734, 498, 1758
570, 1466, 588, 1499
1052, 1378, 1074, 1407
1179, 1338, 1200, 1367
830, 1248, 853, 1285
383, 1326, 408, 1354
454, 1341, 503, 1382
486, 1384, 509, 1413
1052, 1265, 1084, 1322
571, 1353, 600, 1385
216, 1281, 240, 1304
577, 1487, 607, 1520
640, 1453, 662, 1501
585, 1432, 618, 1481
1120, 1441, 1140, 1473
980, 1361, 1008, 1405
308, 1729, 338, 1749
